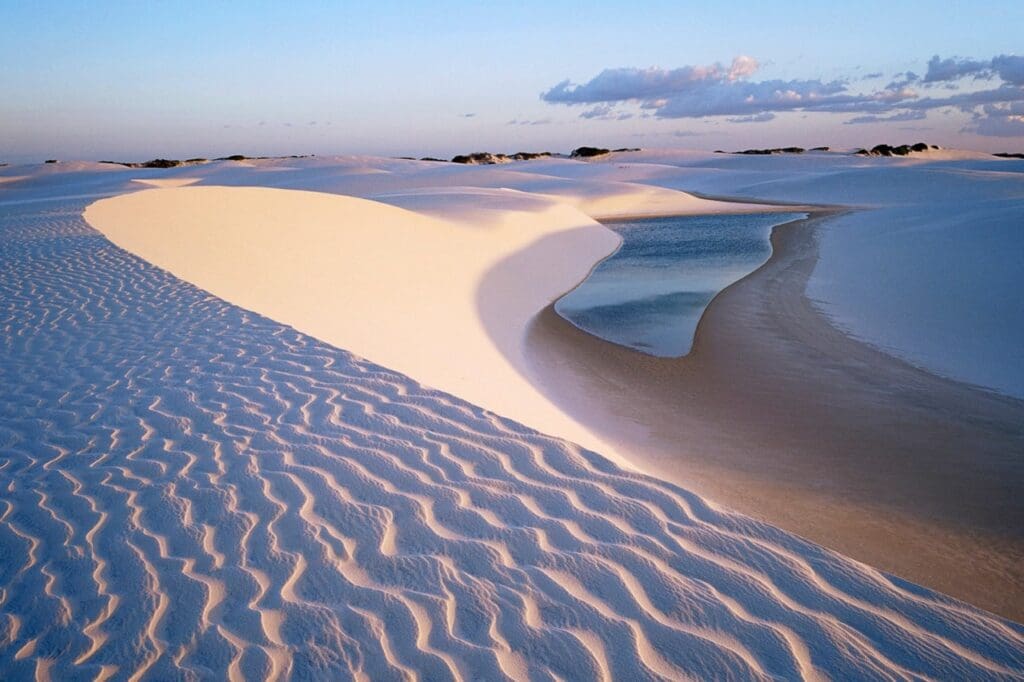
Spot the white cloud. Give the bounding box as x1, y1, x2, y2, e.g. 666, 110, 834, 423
542, 57, 766, 105
541, 53, 1024, 136
845, 111, 927, 125
726, 112, 776, 123
728, 56, 758, 80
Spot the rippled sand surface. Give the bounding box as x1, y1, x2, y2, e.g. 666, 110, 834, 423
0, 183, 1022, 678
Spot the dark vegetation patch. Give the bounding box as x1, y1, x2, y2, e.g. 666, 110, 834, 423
511, 151, 553, 161
423, 147, 637, 164
570, 146, 610, 158
142, 159, 182, 168
993, 152, 1024, 159
854, 142, 937, 157
450, 151, 553, 164
97, 154, 314, 168
451, 152, 507, 164
734, 147, 806, 155
214, 154, 312, 161
100, 158, 186, 168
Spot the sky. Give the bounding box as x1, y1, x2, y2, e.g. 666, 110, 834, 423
2, 1, 1023, 163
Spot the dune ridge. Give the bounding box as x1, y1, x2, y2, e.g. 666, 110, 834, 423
1, 185, 1023, 678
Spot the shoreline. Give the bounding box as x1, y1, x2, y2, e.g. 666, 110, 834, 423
525, 208, 1024, 622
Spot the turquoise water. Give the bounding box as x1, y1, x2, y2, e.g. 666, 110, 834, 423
555, 212, 805, 357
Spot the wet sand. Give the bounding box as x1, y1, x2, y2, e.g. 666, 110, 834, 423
526, 209, 1024, 622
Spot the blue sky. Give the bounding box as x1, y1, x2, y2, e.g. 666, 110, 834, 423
2, 1, 1022, 162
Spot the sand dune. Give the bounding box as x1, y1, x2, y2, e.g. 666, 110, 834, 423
85, 185, 627, 468
84, 182, 775, 471
0, 188, 1021, 679
2, 158, 1023, 678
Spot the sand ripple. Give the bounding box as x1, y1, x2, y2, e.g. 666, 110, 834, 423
0, 197, 1022, 680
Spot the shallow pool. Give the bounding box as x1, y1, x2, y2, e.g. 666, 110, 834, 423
555, 212, 805, 356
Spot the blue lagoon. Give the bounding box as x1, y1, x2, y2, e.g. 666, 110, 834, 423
556, 212, 806, 356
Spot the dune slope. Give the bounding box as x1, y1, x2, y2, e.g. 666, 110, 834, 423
85, 185, 628, 468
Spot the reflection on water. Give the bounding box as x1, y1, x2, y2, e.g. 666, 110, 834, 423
556, 212, 805, 356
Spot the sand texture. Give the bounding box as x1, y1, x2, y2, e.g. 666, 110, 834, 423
1, 155, 1022, 678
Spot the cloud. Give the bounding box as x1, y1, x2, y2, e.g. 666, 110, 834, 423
542, 53, 1024, 136
973, 116, 1024, 137
923, 54, 1024, 86
542, 57, 877, 119
728, 55, 758, 79
505, 117, 552, 126
968, 101, 1024, 137
903, 85, 1024, 113
726, 112, 776, 123
542, 56, 764, 104
886, 72, 919, 90
993, 55, 1024, 86
923, 55, 991, 83
580, 104, 614, 119
844, 110, 927, 125
577, 104, 636, 121
672, 130, 704, 137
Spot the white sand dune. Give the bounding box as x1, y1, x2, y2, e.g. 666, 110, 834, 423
1, 160, 1022, 678
86, 185, 625, 467
85, 180, 773, 470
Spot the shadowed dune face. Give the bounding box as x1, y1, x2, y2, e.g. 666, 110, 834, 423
1, 195, 1023, 677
